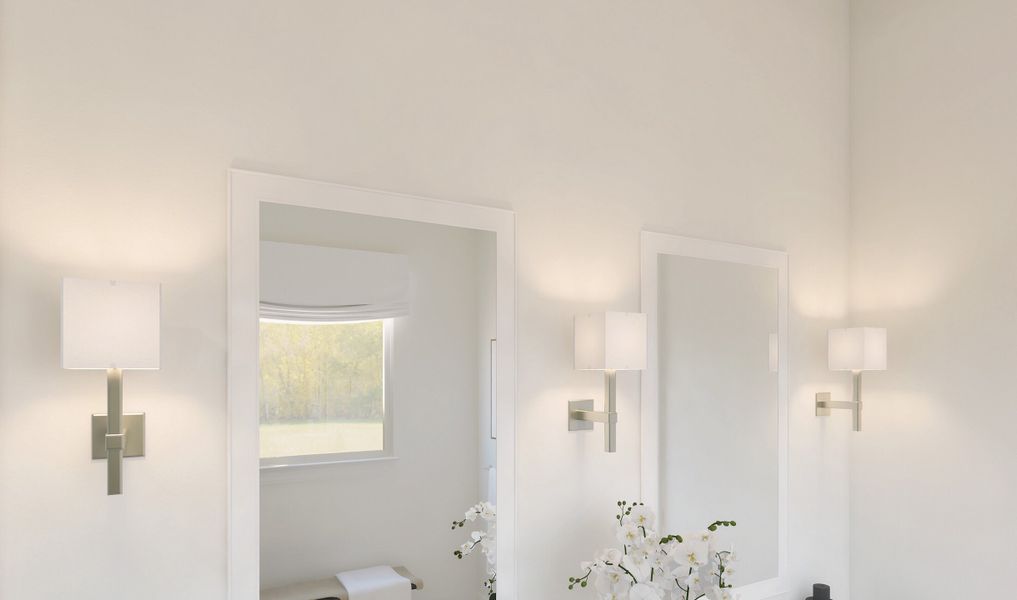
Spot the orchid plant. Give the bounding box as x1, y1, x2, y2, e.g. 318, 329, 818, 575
451, 501, 497, 600
568, 501, 739, 600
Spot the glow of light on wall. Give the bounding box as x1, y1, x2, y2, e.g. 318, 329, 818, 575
790, 272, 849, 320
2, 185, 215, 274
851, 247, 954, 313
524, 254, 630, 304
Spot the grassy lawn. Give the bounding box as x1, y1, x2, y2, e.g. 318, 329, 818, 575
260, 420, 383, 458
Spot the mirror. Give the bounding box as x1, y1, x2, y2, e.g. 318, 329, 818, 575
258, 204, 497, 599
659, 254, 778, 582
640, 232, 788, 599
227, 170, 516, 600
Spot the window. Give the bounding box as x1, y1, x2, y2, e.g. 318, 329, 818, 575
259, 318, 392, 466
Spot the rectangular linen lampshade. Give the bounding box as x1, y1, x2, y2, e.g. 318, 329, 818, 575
828, 327, 886, 372
574, 312, 647, 371
62, 278, 161, 370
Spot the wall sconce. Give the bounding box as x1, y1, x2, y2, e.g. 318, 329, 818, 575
816, 327, 886, 431
569, 312, 647, 452
62, 278, 161, 495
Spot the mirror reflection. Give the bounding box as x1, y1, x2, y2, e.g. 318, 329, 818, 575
258, 202, 497, 600
657, 253, 779, 587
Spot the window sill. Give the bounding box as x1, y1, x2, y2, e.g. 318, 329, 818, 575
259, 455, 399, 485
260, 454, 398, 471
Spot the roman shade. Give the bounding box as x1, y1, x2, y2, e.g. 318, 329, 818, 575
260, 241, 410, 322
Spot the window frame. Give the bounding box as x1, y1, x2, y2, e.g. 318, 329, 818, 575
258, 318, 395, 469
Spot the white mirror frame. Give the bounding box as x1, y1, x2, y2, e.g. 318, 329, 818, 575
227, 170, 517, 600
640, 230, 789, 600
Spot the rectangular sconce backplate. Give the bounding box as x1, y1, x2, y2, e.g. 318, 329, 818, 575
568, 400, 595, 431
815, 392, 832, 416
91, 413, 146, 459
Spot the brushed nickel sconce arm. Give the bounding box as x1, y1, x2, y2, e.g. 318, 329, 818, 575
106, 368, 124, 495
816, 371, 863, 431
90, 368, 146, 496
569, 370, 618, 452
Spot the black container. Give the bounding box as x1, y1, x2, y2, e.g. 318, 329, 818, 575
806, 583, 831, 600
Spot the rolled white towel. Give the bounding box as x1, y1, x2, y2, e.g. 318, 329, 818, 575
336, 566, 411, 600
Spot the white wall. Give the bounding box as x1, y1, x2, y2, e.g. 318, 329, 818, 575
0, 1, 852, 598
849, 1, 1017, 597
258, 204, 489, 597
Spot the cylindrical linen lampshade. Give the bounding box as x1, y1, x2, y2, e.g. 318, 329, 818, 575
574, 312, 647, 371
828, 327, 886, 372
61, 277, 161, 370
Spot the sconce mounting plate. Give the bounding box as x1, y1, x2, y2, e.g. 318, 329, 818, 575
568, 400, 595, 431
91, 413, 146, 459
815, 392, 833, 416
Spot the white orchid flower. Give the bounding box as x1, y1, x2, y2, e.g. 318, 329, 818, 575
707, 585, 739, 600
452, 502, 497, 597
660, 538, 682, 558
629, 582, 664, 600
622, 551, 653, 582
478, 501, 496, 521
617, 522, 641, 547
671, 539, 709, 570
598, 547, 623, 565
629, 505, 656, 530
595, 567, 633, 596
684, 569, 704, 590
693, 530, 715, 548
570, 504, 742, 600
649, 547, 670, 571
